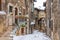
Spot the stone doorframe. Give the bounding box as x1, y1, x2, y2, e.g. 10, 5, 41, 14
7, 3, 20, 26
7, 3, 14, 26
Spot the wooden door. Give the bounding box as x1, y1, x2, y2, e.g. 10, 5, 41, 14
15, 8, 18, 25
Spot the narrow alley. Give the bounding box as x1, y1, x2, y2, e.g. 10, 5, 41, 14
0, 0, 60, 40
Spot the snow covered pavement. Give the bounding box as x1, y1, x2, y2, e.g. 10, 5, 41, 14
13, 30, 51, 40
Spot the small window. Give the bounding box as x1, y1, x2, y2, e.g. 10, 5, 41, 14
19, 13, 21, 15
9, 6, 13, 12
23, 9, 25, 15
43, 2, 46, 7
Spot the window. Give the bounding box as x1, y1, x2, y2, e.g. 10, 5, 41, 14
49, 20, 53, 30
19, 13, 21, 15
8, 3, 13, 13
9, 6, 13, 12
23, 9, 25, 15
43, 2, 46, 7
15, 8, 18, 15
15, 8, 18, 25
31, 3, 34, 12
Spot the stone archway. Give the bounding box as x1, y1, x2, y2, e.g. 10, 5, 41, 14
38, 18, 46, 32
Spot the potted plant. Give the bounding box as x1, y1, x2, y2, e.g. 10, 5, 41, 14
21, 24, 25, 28
20, 24, 26, 35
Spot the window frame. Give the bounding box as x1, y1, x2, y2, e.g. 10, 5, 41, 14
8, 3, 13, 14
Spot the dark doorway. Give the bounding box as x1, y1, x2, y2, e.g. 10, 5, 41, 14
0, 0, 1, 10
9, 6, 13, 12
38, 18, 43, 27
15, 8, 18, 25
38, 18, 43, 31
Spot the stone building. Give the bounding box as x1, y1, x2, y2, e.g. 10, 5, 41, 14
46, 0, 52, 37
33, 9, 39, 30
33, 0, 46, 32
38, 10, 46, 32
0, 0, 34, 36
33, 8, 46, 33
52, 0, 60, 40
46, 0, 60, 40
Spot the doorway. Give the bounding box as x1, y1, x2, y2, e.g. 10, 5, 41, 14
15, 8, 18, 25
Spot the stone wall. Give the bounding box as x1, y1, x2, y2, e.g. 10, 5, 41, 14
53, 0, 60, 40
46, 0, 60, 40
0, 15, 6, 36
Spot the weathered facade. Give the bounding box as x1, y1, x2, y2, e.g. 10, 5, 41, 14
0, 0, 34, 36
46, 0, 60, 40
38, 10, 46, 32
33, 8, 46, 33
46, 0, 55, 40
52, 0, 60, 40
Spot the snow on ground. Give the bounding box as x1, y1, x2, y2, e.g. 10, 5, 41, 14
13, 30, 51, 40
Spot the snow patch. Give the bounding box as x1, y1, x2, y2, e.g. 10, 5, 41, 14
0, 11, 6, 15
13, 30, 51, 40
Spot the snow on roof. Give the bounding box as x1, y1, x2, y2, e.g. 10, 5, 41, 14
0, 11, 6, 15
34, 0, 46, 10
